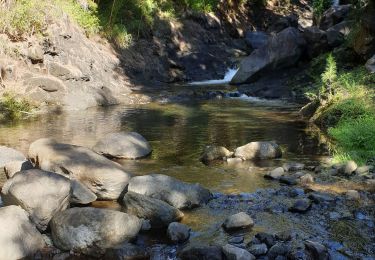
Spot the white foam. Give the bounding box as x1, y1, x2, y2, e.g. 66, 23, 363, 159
188, 68, 238, 86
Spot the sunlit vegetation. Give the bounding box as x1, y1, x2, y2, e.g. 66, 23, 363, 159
0, 92, 33, 120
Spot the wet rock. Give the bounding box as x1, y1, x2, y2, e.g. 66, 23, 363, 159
245, 31, 269, 49
255, 232, 276, 248
93, 132, 152, 159
223, 212, 254, 231
229, 236, 244, 245
70, 180, 97, 205
121, 191, 183, 228
104, 242, 149, 260
4, 160, 33, 178
308, 192, 335, 203
231, 27, 305, 84
167, 222, 190, 243
50, 207, 142, 257
289, 199, 312, 213
279, 176, 298, 186
200, 145, 233, 163
265, 167, 285, 180
0, 205, 46, 260
304, 240, 329, 260
234, 141, 282, 160
319, 5, 352, 30
267, 242, 291, 259
343, 160, 357, 175
178, 245, 223, 260
222, 244, 255, 260
28, 138, 132, 200
345, 190, 360, 200
0, 146, 26, 168
300, 173, 314, 184
282, 162, 305, 172
1, 169, 70, 231
248, 243, 268, 256
226, 157, 244, 165
128, 174, 212, 209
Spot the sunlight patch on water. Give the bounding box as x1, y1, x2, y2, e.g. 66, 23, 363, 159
188, 68, 238, 86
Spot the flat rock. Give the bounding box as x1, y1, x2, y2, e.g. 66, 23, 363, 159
121, 191, 184, 228
1, 169, 70, 231
222, 244, 255, 260
167, 222, 191, 243
234, 141, 282, 160
308, 192, 335, 203
128, 174, 212, 209
282, 162, 305, 171
93, 132, 152, 159
0, 205, 45, 260
28, 138, 132, 200
27, 76, 66, 92
289, 199, 312, 213
0, 146, 26, 168
223, 212, 254, 231
4, 160, 33, 178
50, 207, 142, 257
179, 245, 223, 260
104, 242, 149, 260
70, 180, 97, 205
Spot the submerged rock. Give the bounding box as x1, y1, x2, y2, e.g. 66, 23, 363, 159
0, 206, 45, 260
50, 207, 142, 257
178, 245, 223, 260
121, 191, 184, 228
223, 212, 254, 231
128, 174, 212, 209
234, 141, 282, 160
28, 138, 132, 200
0, 146, 26, 168
222, 244, 255, 260
265, 167, 285, 180
282, 162, 305, 172
167, 222, 191, 243
200, 145, 233, 163
1, 169, 70, 231
93, 132, 152, 159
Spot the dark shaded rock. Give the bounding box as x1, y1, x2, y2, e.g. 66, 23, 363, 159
128, 174, 212, 209
200, 145, 233, 163
279, 176, 298, 186
234, 141, 282, 160
267, 242, 291, 259
222, 244, 255, 260
319, 5, 352, 30
248, 243, 268, 256
178, 245, 223, 260
167, 222, 190, 243
282, 162, 305, 172
255, 233, 276, 248
93, 132, 152, 159
275, 230, 294, 241
121, 191, 184, 228
229, 236, 245, 245
1, 169, 70, 231
308, 192, 335, 203
304, 240, 329, 260
104, 242, 149, 260
50, 207, 142, 257
28, 138, 132, 200
0, 205, 46, 260
223, 212, 254, 231
303, 26, 328, 58
4, 160, 33, 178
289, 199, 312, 213
245, 31, 269, 49
268, 15, 298, 33
299, 101, 320, 119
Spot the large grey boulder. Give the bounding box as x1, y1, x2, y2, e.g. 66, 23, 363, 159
4, 159, 33, 178
0, 206, 46, 260
245, 31, 269, 49
128, 174, 212, 209
28, 138, 132, 200
1, 169, 70, 231
0, 146, 26, 168
121, 191, 184, 228
234, 141, 282, 160
222, 244, 255, 260
93, 132, 152, 159
231, 27, 305, 84
50, 207, 142, 257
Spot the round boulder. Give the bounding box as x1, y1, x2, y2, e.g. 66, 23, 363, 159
50, 207, 142, 257
93, 132, 152, 159
167, 222, 191, 243
200, 145, 233, 163
223, 212, 254, 231
234, 141, 282, 160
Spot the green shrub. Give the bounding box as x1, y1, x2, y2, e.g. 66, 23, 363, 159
313, 0, 332, 18
0, 93, 32, 120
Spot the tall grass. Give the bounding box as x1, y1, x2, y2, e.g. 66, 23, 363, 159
0, 92, 32, 120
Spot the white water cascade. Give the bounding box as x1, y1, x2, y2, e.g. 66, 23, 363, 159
188, 68, 238, 86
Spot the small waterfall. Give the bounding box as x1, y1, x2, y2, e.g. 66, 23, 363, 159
188, 68, 238, 86
332, 0, 339, 6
